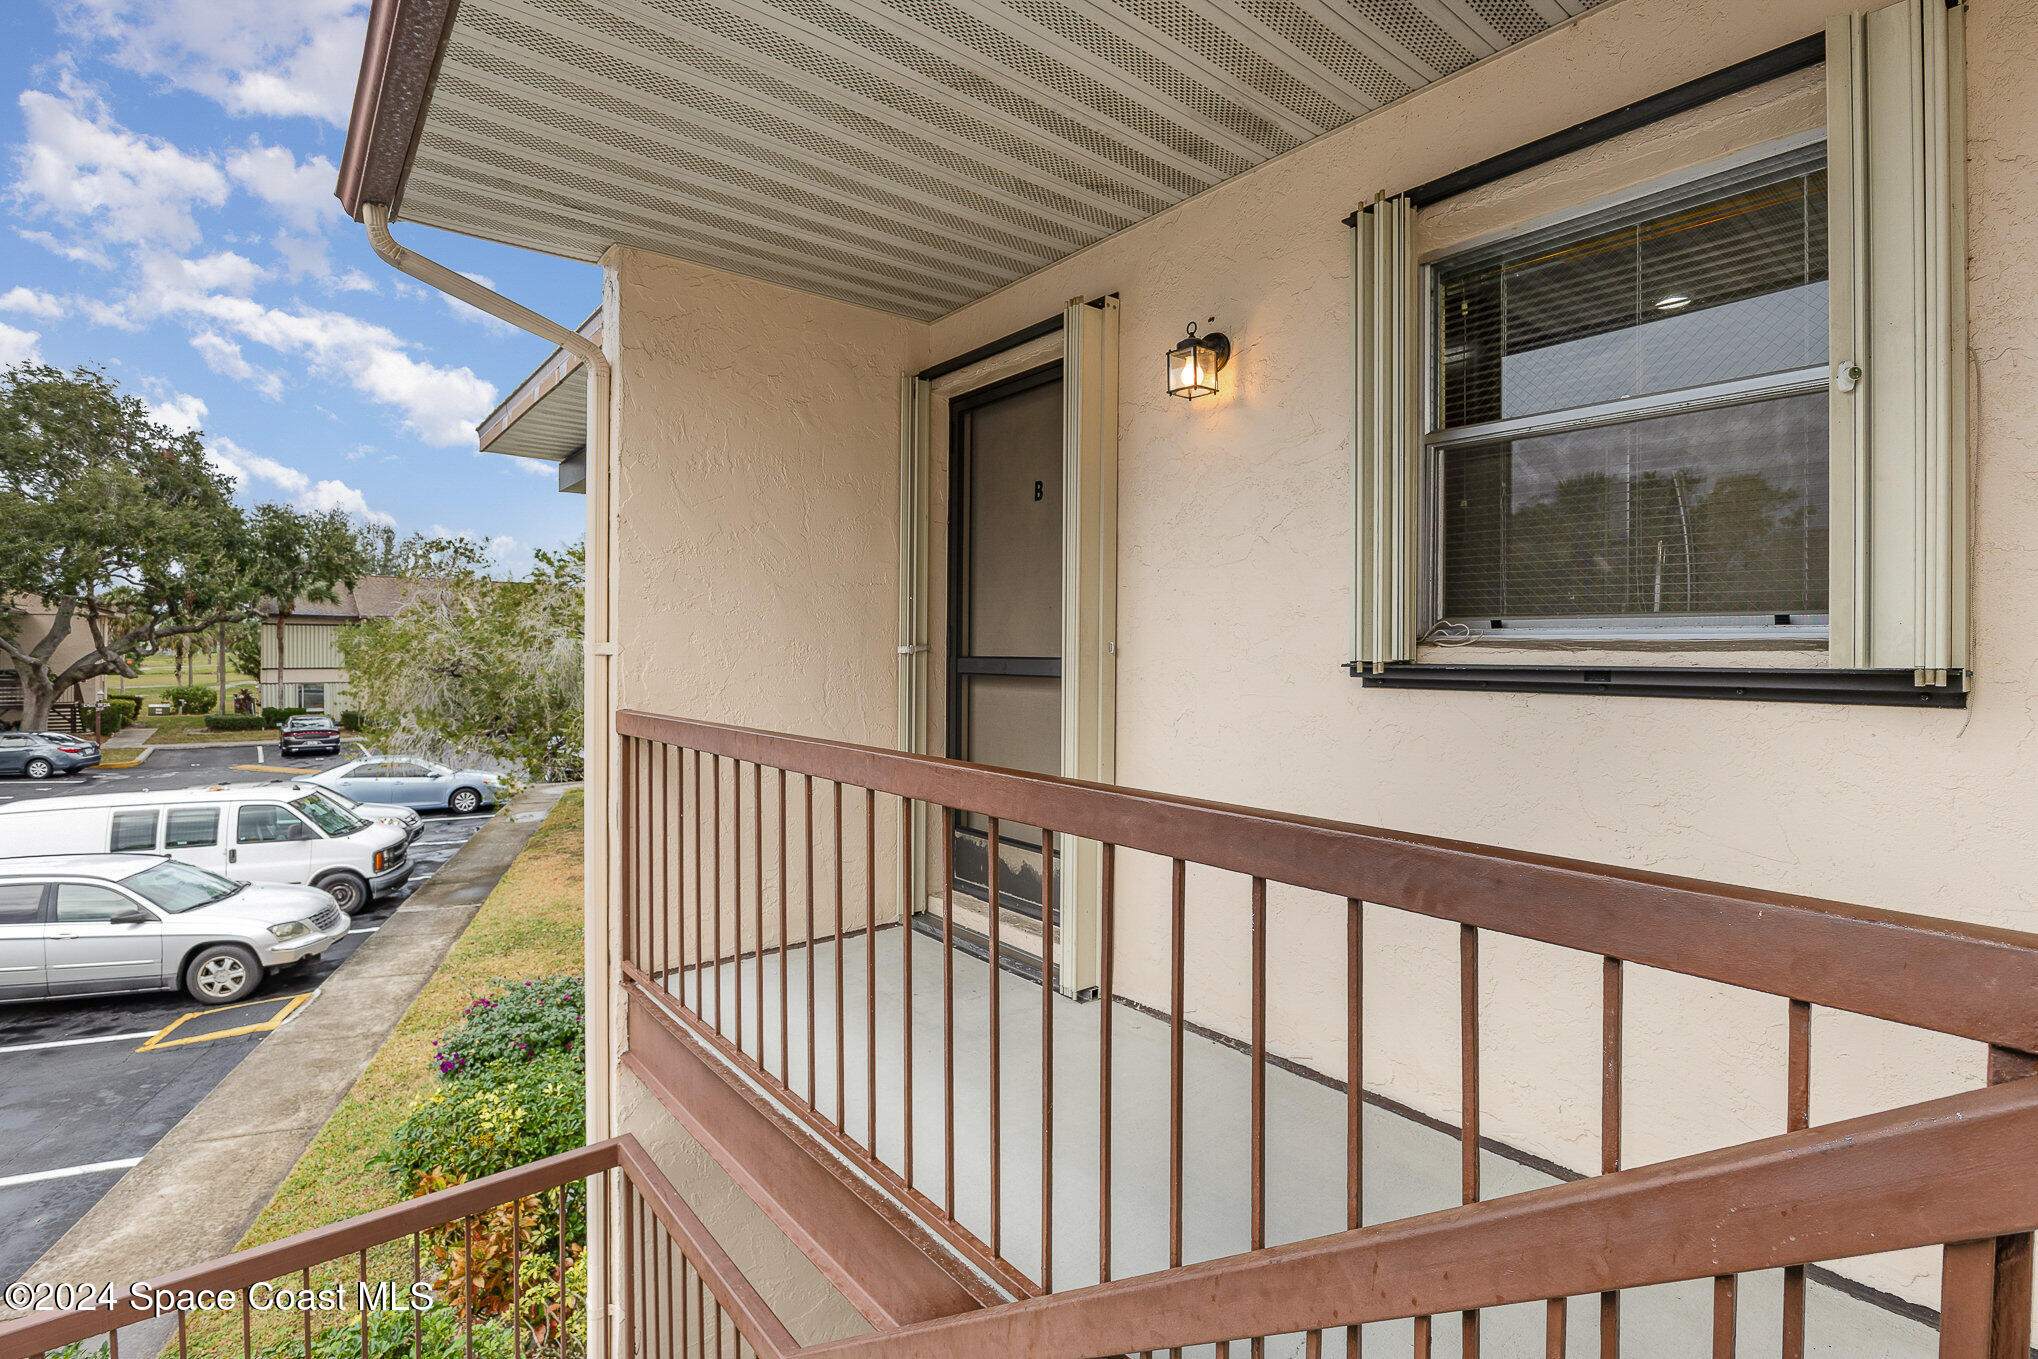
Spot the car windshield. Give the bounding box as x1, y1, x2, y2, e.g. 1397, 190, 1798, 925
293, 792, 366, 835
122, 860, 243, 913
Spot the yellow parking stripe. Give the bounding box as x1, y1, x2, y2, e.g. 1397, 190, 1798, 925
136, 992, 314, 1051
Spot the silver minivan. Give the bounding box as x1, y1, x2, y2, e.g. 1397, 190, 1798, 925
0, 854, 352, 1005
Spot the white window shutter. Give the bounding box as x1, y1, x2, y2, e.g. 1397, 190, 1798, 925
1351, 195, 1422, 671
1827, 0, 1967, 680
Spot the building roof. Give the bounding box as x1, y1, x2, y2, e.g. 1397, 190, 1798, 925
334, 0, 1592, 322
259, 576, 443, 621
479, 309, 601, 463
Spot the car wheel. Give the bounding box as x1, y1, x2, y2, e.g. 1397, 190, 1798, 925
23, 758, 52, 780
316, 870, 370, 914
449, 787, 484, 814
184, 944, 262, 1005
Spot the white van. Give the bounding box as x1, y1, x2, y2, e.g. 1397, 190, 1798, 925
0, 785, 410, 913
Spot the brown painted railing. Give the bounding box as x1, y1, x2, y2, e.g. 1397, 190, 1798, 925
617, 710, 2038, 1359
0, 1137, 794, 1359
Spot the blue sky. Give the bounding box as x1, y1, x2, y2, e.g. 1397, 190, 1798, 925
0, 0, 599, 572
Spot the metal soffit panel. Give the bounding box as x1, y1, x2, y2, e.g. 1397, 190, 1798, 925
397, 0, 1602, 319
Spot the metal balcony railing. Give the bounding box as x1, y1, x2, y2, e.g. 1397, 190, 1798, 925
614, 711, 2038, 1358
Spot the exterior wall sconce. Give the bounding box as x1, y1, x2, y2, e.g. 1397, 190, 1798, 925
1166, 320, 1230, 399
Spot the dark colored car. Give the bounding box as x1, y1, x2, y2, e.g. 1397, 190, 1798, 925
31, 732, 100, 761
0, 731, 99, 779
278, 714, 344, 757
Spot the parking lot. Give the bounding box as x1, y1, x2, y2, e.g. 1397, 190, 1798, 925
0, 745, 498, 1286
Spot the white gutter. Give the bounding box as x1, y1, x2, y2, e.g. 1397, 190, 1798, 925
361, 202, 622, 1359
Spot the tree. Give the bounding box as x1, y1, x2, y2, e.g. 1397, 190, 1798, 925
0, 364, 363, 730
350, 522, 482, 578
228, 621, 263, 681
339, 543, 583, 782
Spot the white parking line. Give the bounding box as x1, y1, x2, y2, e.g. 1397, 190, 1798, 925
0, 1158, 142, 1189
0, 1030, 160, 1055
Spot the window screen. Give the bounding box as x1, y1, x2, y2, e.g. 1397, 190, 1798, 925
1431, 146, 1830, 629
110, 810, 159, 854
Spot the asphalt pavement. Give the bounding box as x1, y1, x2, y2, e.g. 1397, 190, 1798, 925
0, 744, 499, 1286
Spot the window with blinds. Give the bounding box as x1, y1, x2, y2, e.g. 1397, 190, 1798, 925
1427, 145, 1831, 634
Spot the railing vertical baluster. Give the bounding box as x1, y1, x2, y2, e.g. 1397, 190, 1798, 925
1041, 827, 1057, 1292
1169, 857, 1185, 1276
1412, 1315, 1431, 1359
179, 1303, 188, 1359
410, 1235, 419, 1359
557, 1191, 568, 1359
622, 737, 634, 974
679, 1249, 690, 1359
1711, 1273, 1737, 1358
653, 741, 666, 994
692, 750, 704, 1013
942, 807, 956, 1220
753, 761, 765, 1067
745, 762, 754, 1059
1098, 842, 1116, 1285
1306, 1329, 1323, 1359
619, 1180, 634, 1359
1250, 876, 1268, 1359
510, 1199, 522, 1359
1348, 896, 1362, 1359
302, 1265, 312, 1359
779, 768, 789, 1086
834, 781, 846, 1134
1547, 1298, 1567, 1357
1783, 998, 1810, 1359
244, 1284, 255, 1359
901, 794, 915, 1187
713, 756, 724, 1035
1460, 923, 1480, 1359
988, 814, 1003, 1259
866, 785, 879, 1154
805, 774, 816, 1107
1602, 955, 1623, 1359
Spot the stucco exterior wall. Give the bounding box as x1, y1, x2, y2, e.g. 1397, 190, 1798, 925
599, 0, 2038, 1316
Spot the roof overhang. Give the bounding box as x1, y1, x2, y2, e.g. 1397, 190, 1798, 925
477, 308, 602, 462
337, 0, 1597, 320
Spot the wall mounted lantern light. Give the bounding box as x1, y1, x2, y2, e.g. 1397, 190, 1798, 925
1166, 320, 1230, 399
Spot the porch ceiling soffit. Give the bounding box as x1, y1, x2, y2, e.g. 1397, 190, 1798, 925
338, 0, 1604, 322
480, 308, 603, 459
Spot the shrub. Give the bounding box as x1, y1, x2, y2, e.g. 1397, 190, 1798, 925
377, 1051, 584, 1195
206, 713, 266, 731
340, 710, 365, 731
87, 698, 138, 733
433, 976, 584, 1079
163, 685, 219, 714
262, 706, 309, 729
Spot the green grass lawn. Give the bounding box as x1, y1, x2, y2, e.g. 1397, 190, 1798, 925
124, 713, 287, 744
110, 650, 258, 698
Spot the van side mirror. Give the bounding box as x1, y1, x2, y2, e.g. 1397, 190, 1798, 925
110, 908, 153, 925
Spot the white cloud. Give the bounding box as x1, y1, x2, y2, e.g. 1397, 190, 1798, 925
226, 143, 338, 233
168, 292, 497, 446
0, 287, 64, 318
205, 434, 394, 526
0, 322, 43, 366
16, 228, 112, 268
56, 0, 368, 126
12, 79, 230, 252
147, 391, 208, 434
190, 331, 285, 400
141, 251, 266, 300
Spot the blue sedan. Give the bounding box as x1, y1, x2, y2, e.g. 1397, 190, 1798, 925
302, 756, 508, 814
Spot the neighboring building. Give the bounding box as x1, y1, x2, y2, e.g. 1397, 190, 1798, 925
257, 577, 434, 712
1, 597, 109, 731
14, 2, 2038, 1357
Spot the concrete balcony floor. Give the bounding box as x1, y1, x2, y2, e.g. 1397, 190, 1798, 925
661, 925, 1936, 1357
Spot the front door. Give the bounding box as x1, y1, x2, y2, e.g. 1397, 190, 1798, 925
948, 367, 1062, 920
230, 803, 316, 884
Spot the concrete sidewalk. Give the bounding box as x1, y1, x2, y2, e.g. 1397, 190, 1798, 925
6, 785, 569, 1350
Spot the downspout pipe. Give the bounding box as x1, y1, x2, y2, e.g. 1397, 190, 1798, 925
360, 201, 621, 1359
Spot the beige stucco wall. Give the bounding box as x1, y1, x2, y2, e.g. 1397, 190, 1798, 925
598, 0, 2038, 1318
